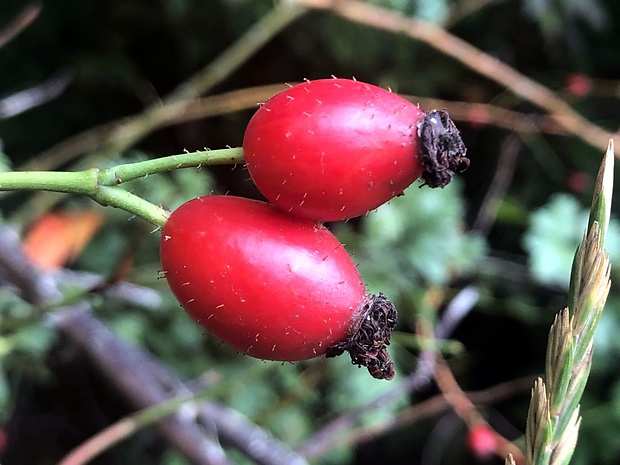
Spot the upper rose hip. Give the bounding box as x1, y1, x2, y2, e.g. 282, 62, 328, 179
243, 78, 468, 222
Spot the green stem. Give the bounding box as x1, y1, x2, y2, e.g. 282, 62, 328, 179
97, 147, 244, 185
0, 169, 99, 194
0, 147, 244, 227
94, 186, 169, 227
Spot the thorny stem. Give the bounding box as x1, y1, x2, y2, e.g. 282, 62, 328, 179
97, 147, 244, 185
0, 147, 243, 227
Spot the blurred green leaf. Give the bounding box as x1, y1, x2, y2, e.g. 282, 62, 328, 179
327, 354, 405, 420
523, 0, 609, 39
414, 0, 449, 24
337, 179, 486, 301
268, 405, 312, 444
573, 394, 620, 465
0, 288, 33, 320
0, 365, 8, 420
109, 312, 148, 344
0, 149, 12, 173
496, 197, 530, 226
11, 324, 54, 354
523, 194, 620, 287
591, 297, 620, 375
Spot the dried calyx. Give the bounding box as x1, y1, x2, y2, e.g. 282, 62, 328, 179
418, 109, 469, 188
326, 293, 397, 380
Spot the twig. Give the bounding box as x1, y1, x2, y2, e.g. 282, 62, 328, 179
50, 306, 309, 465
0, 147, 246, 228
56, 383, 228, 465
295, 0, 616, 152
0, 225, 60, 305
472, 134, 521, 235
0, 69, 73, 119
53, 269, 162, 310
16, 84, 284, 173
50, 305, 231, 465
329, 375, 535, 452
298, 332, 436, 458
196, 402, 309, 465
0, 3, 41, 49
101, 2, 306, 157
17, 86, 563, 177
187, 92, 570, 137
0, 270, 162, 333
167, 3, 305, 101
404, 96, 567, 135
434, 355, 526, 464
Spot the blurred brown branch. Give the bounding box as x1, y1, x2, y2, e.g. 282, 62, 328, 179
19, 85, 567, 176
0, 69, 73, 119
18, 84, 284, 172
434, 355, 525, 464
406, 96, 567, 135
0, 225, 308, 465
0, 3, 41, 49
295, 0, 616, 152
52, 306, 309, 465
471, 134, 521, 235
345, 375, 534, 450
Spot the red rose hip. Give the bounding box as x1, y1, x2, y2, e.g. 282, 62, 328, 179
243, 78, 468, 221
160, 195, 397, 379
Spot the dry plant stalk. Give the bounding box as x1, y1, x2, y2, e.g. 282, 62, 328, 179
525, 140, 614, 465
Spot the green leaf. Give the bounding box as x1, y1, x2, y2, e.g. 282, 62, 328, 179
327, 353, 404, 425
0, 148, 12, 173
0, 365, 8, 420
11, 324, 55, 355
414, 0, 449, 24
523, 193, 620, 287
338, 179, 486, 300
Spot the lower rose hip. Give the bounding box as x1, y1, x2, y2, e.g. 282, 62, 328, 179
160, 195, 397, 380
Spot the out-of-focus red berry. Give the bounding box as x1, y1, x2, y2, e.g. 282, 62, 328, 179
467, 423, 497, 459
0, 427, 7, 452
466, 104, 489, 129
567, 171, 591, 194
565, 73, 593, 97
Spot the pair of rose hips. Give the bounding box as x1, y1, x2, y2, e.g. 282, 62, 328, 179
160, 79, 468, 380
